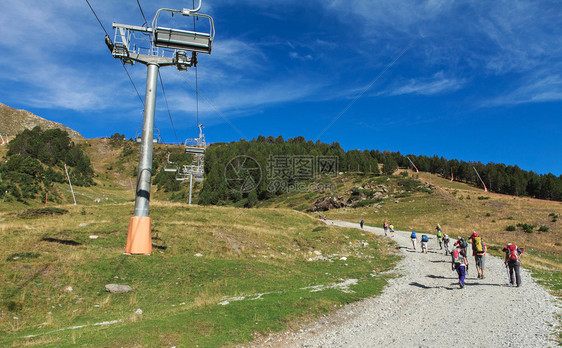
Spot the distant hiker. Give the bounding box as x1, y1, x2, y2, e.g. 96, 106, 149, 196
451, 247, 468, 288
410, 231, 417, 250
470, 232, 487, 279
454, 236, 469, 257
435, 224, 442, 233
383, 221, 389, 236
503, 243, 525, 287
436, 228, 443, 250
323, 215, 327, 221
389, 224, 395, 237
443, 234, 450, 255
421, 234, 429, 253
360, 220, 364, 229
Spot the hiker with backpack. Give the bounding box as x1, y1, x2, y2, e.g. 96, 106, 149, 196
383, 221, 389, 236
503, 243, 525, 287
410, 231, 417, 250
469, 232, 487, 279
451, 246, 468, 288
443, 234, 450, 255
360, 220, 364, 229
454, 236, 469, 257
421, 234, 429, 253
389, 224, 395, 237
436, 228, 443, 250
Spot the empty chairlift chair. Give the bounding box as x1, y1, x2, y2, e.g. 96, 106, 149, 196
164, 153, 179, 172
135, 127, 161, 144
152, 6, 215, 55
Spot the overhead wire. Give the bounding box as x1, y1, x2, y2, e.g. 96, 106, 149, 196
85, 0, 144, 106
180, 75, 246, 139
193, 0, 200, 127
135, 0, 148, 26
158, 71, 180, 144
85, 0, 109, 37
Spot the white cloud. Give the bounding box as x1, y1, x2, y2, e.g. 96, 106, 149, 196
484, 72, 562, 106
387, 72, 465, 96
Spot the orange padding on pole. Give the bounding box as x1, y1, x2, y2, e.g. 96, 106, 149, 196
125, 216, 152, 254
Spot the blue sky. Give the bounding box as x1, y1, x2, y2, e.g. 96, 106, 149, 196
1, 0, 561, 175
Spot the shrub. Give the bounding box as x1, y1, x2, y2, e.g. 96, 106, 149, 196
538, 225, 549, 232
506, 225, 516, 231
517, 223, 536, 233
486, 213, 491, 217
477, 196, 490, 200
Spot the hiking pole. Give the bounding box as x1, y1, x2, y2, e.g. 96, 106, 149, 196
505, 265, 511, 286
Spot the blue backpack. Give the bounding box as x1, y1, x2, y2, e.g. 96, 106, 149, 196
422, 235, 429, 242
411, 231, 416, 238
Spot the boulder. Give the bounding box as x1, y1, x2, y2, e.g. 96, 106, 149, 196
307, 196, 348, 212
105, 284, 133, 293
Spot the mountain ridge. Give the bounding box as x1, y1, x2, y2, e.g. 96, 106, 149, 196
0, 102, 83, 139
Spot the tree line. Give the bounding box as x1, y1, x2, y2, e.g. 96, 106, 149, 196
197, 135, 562, 206
0, 127, 95, 202
374, 151, 562, 201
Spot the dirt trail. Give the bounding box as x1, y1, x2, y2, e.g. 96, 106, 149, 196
251, 220, 560, 347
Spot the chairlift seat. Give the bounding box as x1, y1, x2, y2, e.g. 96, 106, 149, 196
154, 27, 212, 54
185, 146, 206, 154
194, 177, 204, 183
136, 137, 159, 144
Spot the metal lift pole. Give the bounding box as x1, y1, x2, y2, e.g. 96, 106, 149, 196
133, 63, 159, 217
125, 63, 159, 255
189, 173, 193, 204
108, 1, 215, 255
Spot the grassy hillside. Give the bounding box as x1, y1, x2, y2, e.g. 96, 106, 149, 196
0, 203, 398, 346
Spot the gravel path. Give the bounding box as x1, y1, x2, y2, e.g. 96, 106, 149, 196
250, 220, 561, 347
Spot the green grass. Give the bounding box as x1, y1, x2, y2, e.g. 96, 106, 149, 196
0, 203, 399, 346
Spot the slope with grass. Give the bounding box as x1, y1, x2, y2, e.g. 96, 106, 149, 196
0, 203, 399, 346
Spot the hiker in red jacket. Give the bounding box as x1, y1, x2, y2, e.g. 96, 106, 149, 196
503, 243, 525, 287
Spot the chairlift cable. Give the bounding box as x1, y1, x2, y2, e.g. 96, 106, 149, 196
193, 0, 200, 127
85, 0, 109, 37
135, 0, 148, 27
158, 71, 180, 144
179, 74, 246, 139
195, 66, 199, 127
85, 0, 145, 107
122, 62, 145, 106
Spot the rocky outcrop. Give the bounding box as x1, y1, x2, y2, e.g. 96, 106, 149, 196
307, 196, 349, 212
0, 102, 83, 139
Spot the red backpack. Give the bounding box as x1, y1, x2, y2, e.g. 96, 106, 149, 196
452, 249, 464, 264
506, 244, 523, 261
